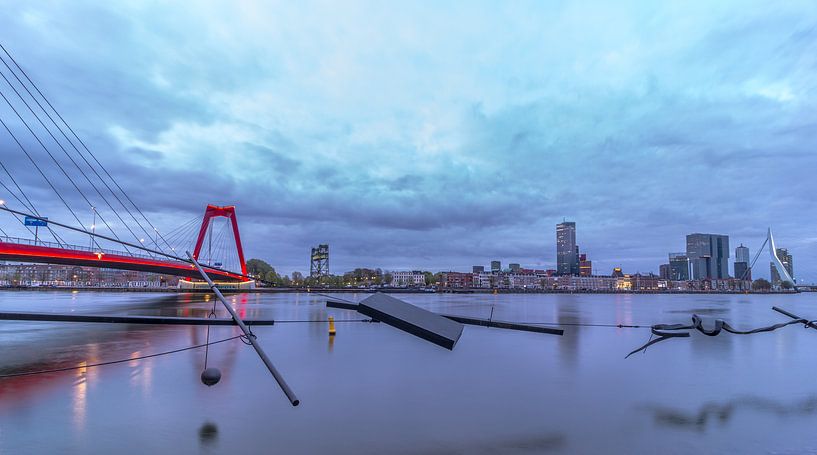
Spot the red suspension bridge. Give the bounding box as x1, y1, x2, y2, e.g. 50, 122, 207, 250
0, 205, 249, 283
0, 43, 255, 286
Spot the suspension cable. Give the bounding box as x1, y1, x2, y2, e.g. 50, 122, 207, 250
0, 77, 130, 253
0, 43, 177, 254
0, 53, 162, 254
0, 115, 100, 248
0, 171, 67, 246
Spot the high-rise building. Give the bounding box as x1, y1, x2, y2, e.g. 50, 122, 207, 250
659, 264, 670, 280
574, 246, 580, 275
668, 253, 690, 281
509, 263, 521, 273
735, 244, 750, 263
556, 221, 578, 275
686, 234, 730, 280
472, 265, 485, 274
734, 244, 751, 280
490, 261, 501, 273
579, 253, 592, 276
770, 248, 794, 287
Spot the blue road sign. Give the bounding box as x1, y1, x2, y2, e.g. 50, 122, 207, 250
24, 216, 47, 227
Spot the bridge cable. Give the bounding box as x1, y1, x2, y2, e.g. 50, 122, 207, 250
0, 115, 101, 249
737, 236, 769, 281
0, 52, 162, 255
0, 43, 177, 255
0, 68, 143, 255
158, 215, 200, 253
163, 222, 200, 254
0, 85, 134, 254
0, 188, 44, 241
0, 158, 67, 245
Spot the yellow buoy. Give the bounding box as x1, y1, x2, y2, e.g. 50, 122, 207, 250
328, 316, 336, 336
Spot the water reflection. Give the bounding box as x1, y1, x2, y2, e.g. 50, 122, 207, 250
643, 395, 817, 431
556, 298, 581, 367
198, 421, 219, 448
3, 291, 817, 454
72, 361, 87, 431
424, 432, 566, 454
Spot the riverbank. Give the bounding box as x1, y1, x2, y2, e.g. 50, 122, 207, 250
0, 286, 802, 294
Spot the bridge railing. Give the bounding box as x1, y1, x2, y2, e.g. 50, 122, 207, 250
0, 235, 174, 262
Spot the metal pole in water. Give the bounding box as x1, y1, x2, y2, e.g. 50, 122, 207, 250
772, 306, 817, 330
187, 251, 300, 406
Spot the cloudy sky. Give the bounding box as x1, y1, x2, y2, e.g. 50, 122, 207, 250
0, 1, 815, 279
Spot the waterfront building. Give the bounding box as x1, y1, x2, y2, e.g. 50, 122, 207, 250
668, 253, 690, 281
551, 275, 617, 291
472, 265, 485, 273
770, 248, 794, 287
734, 244, 751, 280
686, 233, 730, 279
659, 264, 670, 280
579, 253, 592, 276
391, 270, 426, 286
440, 271, 472, 288
733, 262, 751, 280
508, 272, 541, 289
490, 260, 501, 273
556, 221, 578, 275
611, 267, 624, 278
509, 263, 521, 273
473, 272, 493, 288
0, 263, 175, 287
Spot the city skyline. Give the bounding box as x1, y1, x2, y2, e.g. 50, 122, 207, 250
0, 2, 815, 278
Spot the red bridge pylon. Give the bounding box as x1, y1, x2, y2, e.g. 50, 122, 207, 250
192, 205, 248, 276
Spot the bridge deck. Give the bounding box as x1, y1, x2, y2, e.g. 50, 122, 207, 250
0, 239, 244, 282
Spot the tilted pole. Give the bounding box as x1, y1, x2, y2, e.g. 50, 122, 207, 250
187, 251, 299, 406
772, 306, 817, 331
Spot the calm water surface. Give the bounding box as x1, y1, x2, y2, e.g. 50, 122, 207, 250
1, 291, 816, 454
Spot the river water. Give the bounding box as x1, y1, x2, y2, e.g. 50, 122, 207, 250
0, 291, 816, 454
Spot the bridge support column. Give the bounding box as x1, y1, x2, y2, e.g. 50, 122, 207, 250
192, 205, 247, 276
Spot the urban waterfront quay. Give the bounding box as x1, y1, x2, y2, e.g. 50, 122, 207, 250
2, 290, 817, 454
0, 285, 805, 295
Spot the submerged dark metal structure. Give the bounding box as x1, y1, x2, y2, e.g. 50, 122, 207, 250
326, 293, 564, 350
625, 306, 817, 358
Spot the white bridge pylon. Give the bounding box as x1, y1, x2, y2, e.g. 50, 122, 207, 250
768, 228, 795, 285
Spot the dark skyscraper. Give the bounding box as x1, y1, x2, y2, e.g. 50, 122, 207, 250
668, 253, 690, 281
556, 221, 577, 275
770, 248, 794, 287
659, 263, 670, 280
734, 244, 750, 280
490, 260, 501, 272
686, 233, 730, 279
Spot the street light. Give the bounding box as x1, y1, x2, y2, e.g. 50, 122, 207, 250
90, 207, 97, 249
